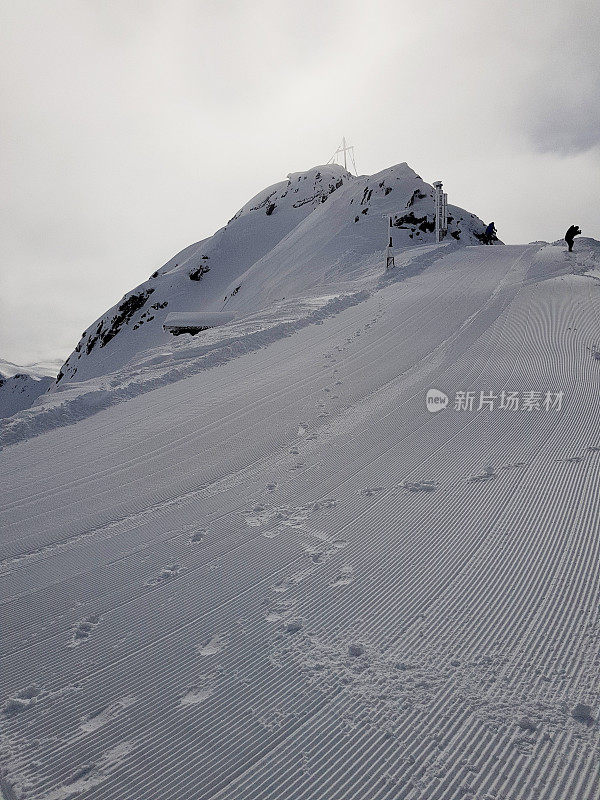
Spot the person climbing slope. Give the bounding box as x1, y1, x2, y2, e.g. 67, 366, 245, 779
565, 224, 582, 252
484, 221, 497, 244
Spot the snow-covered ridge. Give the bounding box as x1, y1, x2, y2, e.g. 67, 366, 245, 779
0, 162, 502, 444
0, 358, 63, 380
0, 244, 448, 447
0, 374, 53, 421
52, 162, 493, 389
55, 165, 354, 386
0, 359, 62, 420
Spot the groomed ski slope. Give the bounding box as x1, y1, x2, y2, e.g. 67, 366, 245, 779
2, 244, 600, 800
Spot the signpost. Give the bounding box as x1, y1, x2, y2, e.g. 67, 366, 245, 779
433, 181, 448, 243
384, 215, 395, 270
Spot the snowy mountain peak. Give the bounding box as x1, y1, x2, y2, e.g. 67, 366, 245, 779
234, 163, 353, 222
53, 161, 494, 389
0, 358, 63, 419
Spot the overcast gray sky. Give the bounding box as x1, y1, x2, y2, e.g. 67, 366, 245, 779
1, 0, 599, 365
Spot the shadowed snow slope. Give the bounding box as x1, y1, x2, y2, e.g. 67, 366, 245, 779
2, 241, 600, 799
0, 360, 62, 419
0, 359, 62, 419
52, 163, 493, 388
0, 374, 53, 420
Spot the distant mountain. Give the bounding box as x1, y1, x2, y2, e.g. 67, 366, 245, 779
0, 373, 52, 420
0, 358, 63, 380
0, 358, 62, 419
54, 163, 496, 388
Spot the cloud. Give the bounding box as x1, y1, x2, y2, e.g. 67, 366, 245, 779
0, 0, 599, 364
527, 98, 600, 155
513, 1, 600, 154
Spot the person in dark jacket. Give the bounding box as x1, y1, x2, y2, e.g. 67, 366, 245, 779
484, 221, 497, 244
565, 225, 582, 252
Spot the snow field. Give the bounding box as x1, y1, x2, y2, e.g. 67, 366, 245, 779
1, 245, 600, 799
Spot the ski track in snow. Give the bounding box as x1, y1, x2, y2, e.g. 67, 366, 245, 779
1, 245, 600, 799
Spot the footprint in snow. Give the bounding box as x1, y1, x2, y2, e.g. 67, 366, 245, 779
297, 424, 307, 436
262, 528, 283, 540
400, 480, 437, 492
331, 575, 353, 587
467, 466, 496, 483
265, 482, 278, 491
54, 742, 133, 796
331, 539, 348, 549
348, 643, 366, 657
148, 563, 181, 586
361, 486, 385, 497
179, 683, 214, 706
190, 529, 206, 543
266, 597, 297, 622
70, 614, 101, 646
588, 347, 600, 361
248, 501, 334, 530
197, 634, 226, 656
81, 696, 137, 733
290, 566, 317, 584
248, 503, 309, 529
304, 545, 327, 563
312, 499, 337, 512
2, 686, 44, 716
289, 447, 300, 455
285, 619, 304, 635
331, 566, 354, 587
517, 716, 537, 733
572, 703, 595, 724
302, 534, 346, 567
